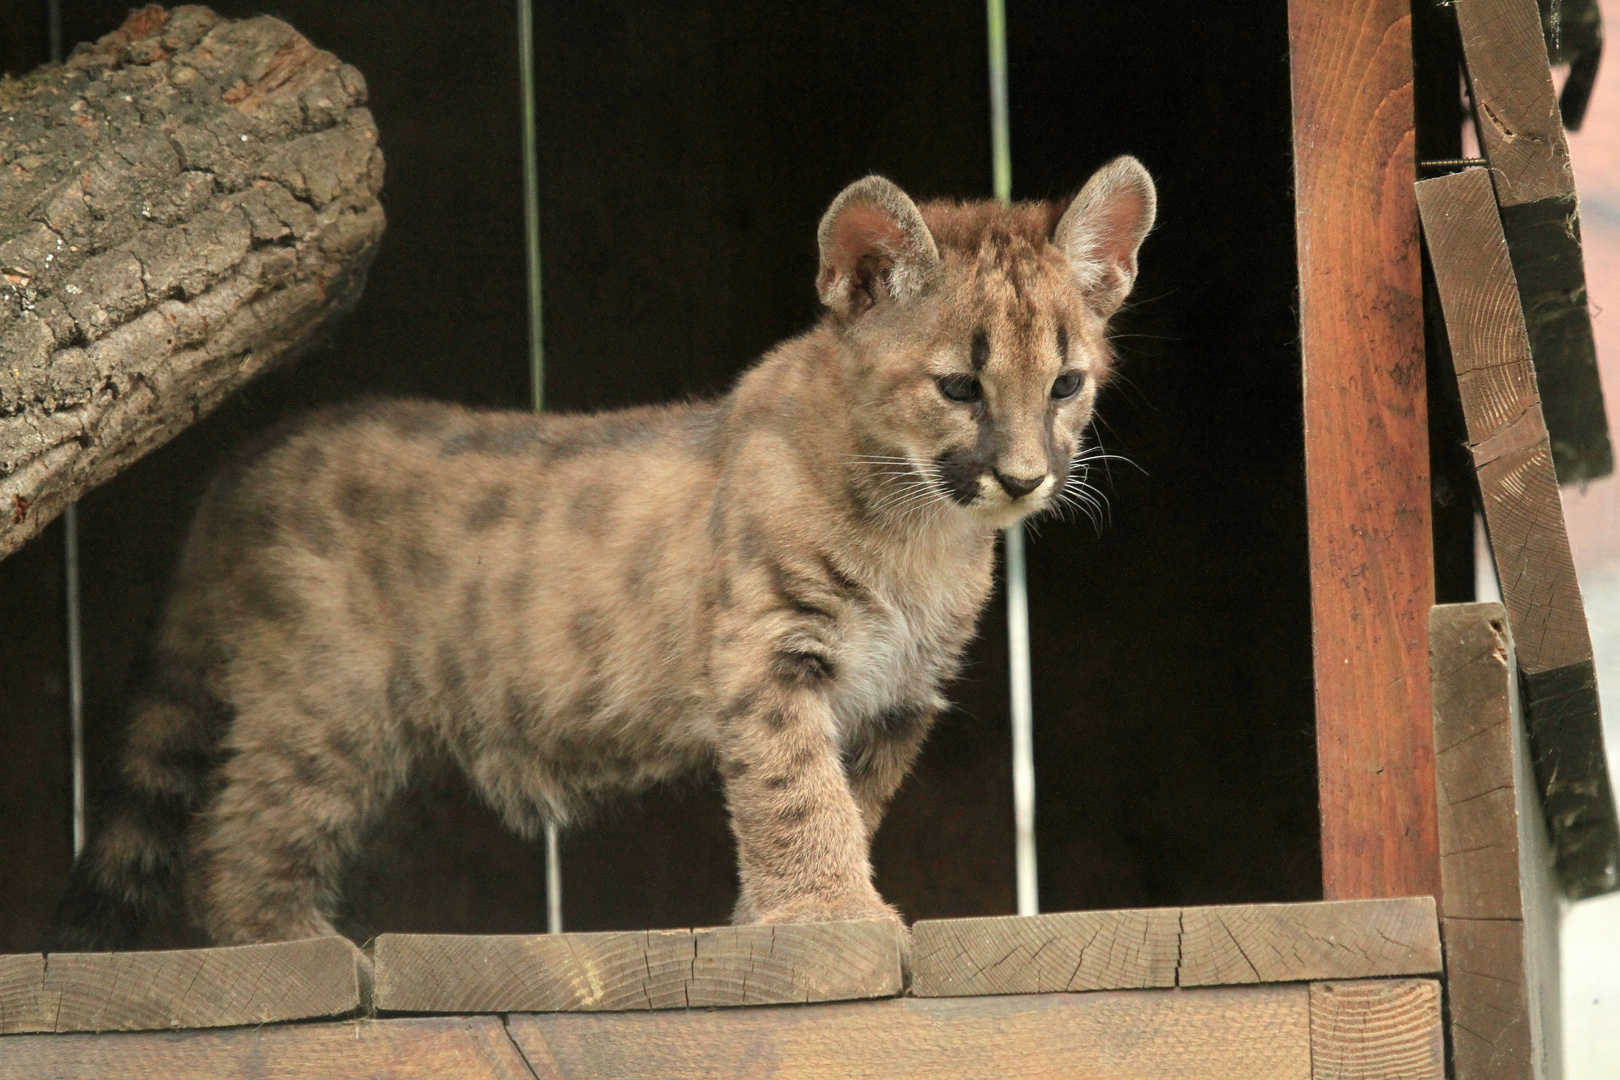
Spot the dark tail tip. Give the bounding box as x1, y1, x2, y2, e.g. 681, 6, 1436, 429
40, 863, 148, 953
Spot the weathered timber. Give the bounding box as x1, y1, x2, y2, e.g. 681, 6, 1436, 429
1430, 602, 1563, 1079
1416, 167, 1620, 899
909, 898, 1439, 998
0, 936, 362, 1034
371, 919, 903, 1013
908, 906, 1179, 997
1454, 0, 1612, 481
1289, 0, 1440, 904
1176, 899, 1440, 988
1308, 980, 1445, 1080
0, 5, 386, 561
0, 1016, 535, 1080
506, 985, 1315, 1080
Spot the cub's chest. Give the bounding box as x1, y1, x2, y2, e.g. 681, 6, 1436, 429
829, 577, 985, 726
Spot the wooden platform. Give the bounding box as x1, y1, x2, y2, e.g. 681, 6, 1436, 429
0, 898, 1445, 1078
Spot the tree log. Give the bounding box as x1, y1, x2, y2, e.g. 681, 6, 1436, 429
0, 5, 385, 561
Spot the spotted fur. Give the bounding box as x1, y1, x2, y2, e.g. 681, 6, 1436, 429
47, 158, 1155, 946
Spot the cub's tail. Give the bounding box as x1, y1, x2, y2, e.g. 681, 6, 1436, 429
43, 654, 229, 951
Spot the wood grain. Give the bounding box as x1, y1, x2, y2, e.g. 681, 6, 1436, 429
1416, 169, 1620, 899
1453, 0, 1611, 482
0, 1016, 535, 1080
1429, 602, 1563, 1079
1288, 0, 1439, 904
909, 906, 1178, 997
507, 985, 1313, 1080
0, 936, 362, 1034
1453, 0, 1573, 206
372, 919, 903, 1013
1308, 980, 1444, 1080
1176, 899, 1440, 988
909, 899, 1439, 997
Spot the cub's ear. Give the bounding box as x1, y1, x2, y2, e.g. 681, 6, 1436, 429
1054, 155, 1157, 317
816, 176, 941, 319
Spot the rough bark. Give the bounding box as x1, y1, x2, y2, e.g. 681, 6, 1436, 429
0, 5, 385, 561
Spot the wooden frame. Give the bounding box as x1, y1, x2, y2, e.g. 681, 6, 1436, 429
0, 899, 1445, 1079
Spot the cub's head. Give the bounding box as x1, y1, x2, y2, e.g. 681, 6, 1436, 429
818, 157, 1155, 529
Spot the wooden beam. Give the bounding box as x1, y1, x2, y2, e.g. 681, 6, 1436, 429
1415, 167, 1620, 899
0, 1015, 536, 1080
1430, 602, 1563, 1079
909, 898, 1439, 997
0, 936, 362, 1034
1453, 0, 1612, 482
506, 985, 1316, 1080
1308, 980, 1444, 1080
371, 919, 903, 1013
1288, 0, 1440, 903
908, 907, 1179, 997
1176, 899, 1440, 988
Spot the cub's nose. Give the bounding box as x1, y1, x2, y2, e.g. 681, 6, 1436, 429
993, 471, 1047, 499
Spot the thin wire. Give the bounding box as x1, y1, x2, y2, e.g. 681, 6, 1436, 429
987, 0, 1038, 918
516, 0, 561, 934
65, 504, 85, 858
518, 0, 545, 414
47, 0, 84, 862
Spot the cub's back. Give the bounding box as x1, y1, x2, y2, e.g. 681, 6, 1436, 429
166, 398, 731, 713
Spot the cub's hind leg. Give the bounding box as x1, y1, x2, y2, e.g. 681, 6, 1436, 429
187, 692, 408, 944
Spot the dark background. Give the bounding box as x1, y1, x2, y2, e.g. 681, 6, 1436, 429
0, 0, 1327, 950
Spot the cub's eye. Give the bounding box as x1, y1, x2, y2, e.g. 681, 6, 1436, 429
1051, 372, 1084, 400
936, 375, 982, 403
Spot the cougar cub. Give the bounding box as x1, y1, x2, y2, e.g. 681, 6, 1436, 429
49, 158, 1156, 947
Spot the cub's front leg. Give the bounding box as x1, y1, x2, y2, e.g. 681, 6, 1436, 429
716, 674, 896, 926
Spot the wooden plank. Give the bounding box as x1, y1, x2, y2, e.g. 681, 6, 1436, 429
0, 1016, 535, 1080
1308, 979, 1444, 1080
372, 919, 902, 1013
1453, 0, 1612, 481
1177, 899, 1440, 988
1416, 169, 1620, 899
0, 936, 362, 1034
1288, 0, 1440, 904
909, 899, 1439, 997
1453, 0, 1572, 206
1429, 602, 1563, 1079
908, 907, 1178, 997
506, 985, 1313, 1080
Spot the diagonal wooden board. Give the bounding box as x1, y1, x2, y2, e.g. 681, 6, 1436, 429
0, 936, 363, 1034
1430, 602, 1562, 1080
1453, 0, 1612, 482
908, 897, 1440, 998
1415, 166, 1620, 899
371, 918, 903, 1013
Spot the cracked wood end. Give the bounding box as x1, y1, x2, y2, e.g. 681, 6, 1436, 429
0, 4, 385, 563
1430, 602, 1563, 1080
0, 935, 363, 1034
1308, 980, 1444, 1080
370, 919, 904, 1014
908, 898, 1439, 999
1453, 0, 1573, 207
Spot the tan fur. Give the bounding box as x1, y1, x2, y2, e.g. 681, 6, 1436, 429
53, 159, 1156, 945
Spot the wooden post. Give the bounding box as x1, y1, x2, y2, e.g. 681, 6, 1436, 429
1288, 0, 1440, 901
